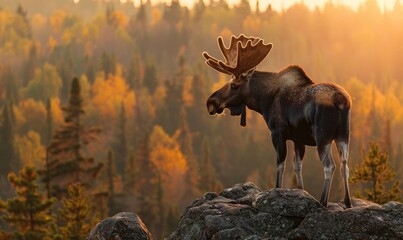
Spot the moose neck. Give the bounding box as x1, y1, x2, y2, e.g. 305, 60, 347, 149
242, 70, 277, 115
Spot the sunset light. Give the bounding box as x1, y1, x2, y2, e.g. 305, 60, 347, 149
0, 0, 402, 238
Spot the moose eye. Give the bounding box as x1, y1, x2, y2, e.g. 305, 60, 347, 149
230, 82, 239, 90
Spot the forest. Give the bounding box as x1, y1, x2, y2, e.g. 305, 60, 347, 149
0, 0, 402, 239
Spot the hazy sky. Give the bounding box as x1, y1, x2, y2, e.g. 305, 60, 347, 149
133, 0, 399, 12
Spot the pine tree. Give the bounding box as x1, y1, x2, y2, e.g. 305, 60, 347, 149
199, 137, 220, 192
164, 205, 180, 238
107, 149, 116, 216
177, 108, 201, 203
44, 98, 53, 200
2, 66, 20, 103
124, 153, 138, 194
0, 167, 55, 240
43, 78, 102, 197
16, 4, 31, 39
382, 117, 392, 160
100, 52, 117, 78
350, 142, 401, 203
127, 53, 143, 89
143, 59, 158, 93
22, 45, 37, 86
155, 170, 165, 240
59, 183, 97, 240
113, 102, 128, 178
136, 132, 157, 232
0, 102, 20, 178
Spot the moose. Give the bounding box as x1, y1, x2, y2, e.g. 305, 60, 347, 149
203, 35, 352, 208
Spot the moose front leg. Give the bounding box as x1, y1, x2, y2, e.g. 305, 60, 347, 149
271, 133, 287, 188
293, 141, 305, 189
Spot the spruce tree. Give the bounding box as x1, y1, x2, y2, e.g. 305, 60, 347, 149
127, 53, 143, 89
350, 142, 401, 203
143, 60, 158, 93
164, 205, 180, 238
0, 167, 55, 240
177, 108, 201, 203
43, 78, 102, 197
136, 132, 157, 232
16, 4, 31, 39
124, 153, 138, 194
44, 98, 53, 200
155, 170, 165, 240
107, 149, 116, 216
100, 52, 116, 78
113, 102, 128, 178
199, 137, 220, 192
0, 102, 20, 178
59, 183, 97, 239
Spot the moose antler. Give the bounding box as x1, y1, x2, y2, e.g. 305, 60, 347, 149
203, 34, 272, 80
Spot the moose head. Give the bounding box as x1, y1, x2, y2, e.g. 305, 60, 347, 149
203, 35, 272, 126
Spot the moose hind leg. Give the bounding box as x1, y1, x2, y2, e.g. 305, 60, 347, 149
336, 141, 352, 208
318, 143, 335, 207
293, 141, 305, 189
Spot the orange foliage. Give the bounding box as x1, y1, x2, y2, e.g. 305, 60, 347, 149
15, 131, 44, 167
91, 72, 135, 123
149, 126, 187, 203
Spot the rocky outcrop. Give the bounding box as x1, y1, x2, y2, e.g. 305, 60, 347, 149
87, 212, 153, 240
88, 183, 403, 239
168, 182, 403, 240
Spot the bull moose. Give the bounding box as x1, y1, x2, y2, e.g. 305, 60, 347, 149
203, 35, 352, 208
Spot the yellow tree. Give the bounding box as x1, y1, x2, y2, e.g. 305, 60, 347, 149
149, 125, 187, 204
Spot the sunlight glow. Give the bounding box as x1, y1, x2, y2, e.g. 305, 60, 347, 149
118, 0, 400, 12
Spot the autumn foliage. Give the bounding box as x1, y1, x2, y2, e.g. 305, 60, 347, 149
0, 0, 402, 238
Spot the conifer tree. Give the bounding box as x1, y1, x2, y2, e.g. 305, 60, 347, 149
16, 4, 31, 39
136, 132, 157, 232
2, 66, 20, 103
124, 153, 138, 194
164, 205, 180, 238
113, 102, 128, 178
0, 167, 55, 240
382, 118, 392, 160
43, 78, 102, 197
199, 137, 220, 192
22, 45, 37, 86
144, 59, 158, 93
100, 52, 117, 78
107, 149, 116, 216
127, 53, 143, 89
44, 98, 53, 200
177, 108, 201, 203
350, 142, 401, 203
59, 183, 97, 240
0, 102, 20, 178
155, 170, 165, 240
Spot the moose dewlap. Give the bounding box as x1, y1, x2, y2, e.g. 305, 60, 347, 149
203, 34, 352, 208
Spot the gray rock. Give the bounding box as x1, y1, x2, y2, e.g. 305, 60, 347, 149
89, 183, 403, 240
87, 212, 153, 240
168, 182, 403, 240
